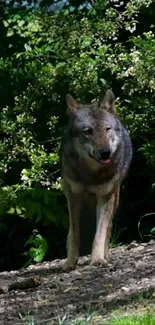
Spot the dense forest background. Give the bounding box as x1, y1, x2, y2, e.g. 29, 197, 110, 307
0, 0, 155, 271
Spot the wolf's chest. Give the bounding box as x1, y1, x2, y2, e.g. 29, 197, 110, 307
65, 177, 114, 197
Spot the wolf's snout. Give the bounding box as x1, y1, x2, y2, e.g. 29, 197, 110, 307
98, 147, 111, 161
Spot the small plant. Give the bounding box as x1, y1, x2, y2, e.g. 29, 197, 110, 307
138, 213, 155, 241
150, 227, 155, 238
110, 225, 126, 248
57, 312, 70, 325
19, 312, 35, 325
24, 230, 48, 266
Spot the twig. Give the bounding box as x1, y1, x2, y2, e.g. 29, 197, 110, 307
0, 276, 41, 294
138, 212, 155, 241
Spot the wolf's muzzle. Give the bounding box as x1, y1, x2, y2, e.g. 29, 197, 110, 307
89, 147, 111, 164
98, 147, 111, 161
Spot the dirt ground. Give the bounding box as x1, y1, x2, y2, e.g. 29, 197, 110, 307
0, 240, 155, 325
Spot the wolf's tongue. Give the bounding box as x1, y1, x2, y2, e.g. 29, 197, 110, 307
100, 159, 110, 164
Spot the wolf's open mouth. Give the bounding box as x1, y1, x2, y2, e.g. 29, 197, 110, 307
89, 153, 110, 164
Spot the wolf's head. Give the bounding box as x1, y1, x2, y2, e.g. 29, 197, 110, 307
66, 89, 122, 166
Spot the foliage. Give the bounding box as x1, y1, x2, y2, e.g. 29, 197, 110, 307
0, 0, 155, 266
145, 226, 155, 241
24, 231, 48, 265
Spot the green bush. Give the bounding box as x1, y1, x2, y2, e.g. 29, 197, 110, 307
0, 0, 155, 265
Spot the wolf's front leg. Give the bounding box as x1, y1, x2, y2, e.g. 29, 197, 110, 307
104, 186, 120, 260
62, 192, 82, 271
91, 194, 115, 266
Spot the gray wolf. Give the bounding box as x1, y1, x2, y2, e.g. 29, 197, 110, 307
60, 89, 132, 270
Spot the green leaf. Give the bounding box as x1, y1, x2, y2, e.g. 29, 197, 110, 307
100, 78, 106, 86
81, 36, 92, 48
3, 20, 9, 28
18, 20, 25, 27
24, 44, 32, 51
8, 207, 15, 214
7, 30, 14, 37
150, 227, 155, 234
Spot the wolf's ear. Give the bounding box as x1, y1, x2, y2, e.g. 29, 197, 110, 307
66, 94, 79, 114
100, 89, 115, 113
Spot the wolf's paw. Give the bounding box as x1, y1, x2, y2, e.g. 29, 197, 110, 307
61, 260, 77, 272
90, 257, 108, 267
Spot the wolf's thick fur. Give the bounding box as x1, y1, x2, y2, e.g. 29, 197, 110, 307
60, 89, 132, 270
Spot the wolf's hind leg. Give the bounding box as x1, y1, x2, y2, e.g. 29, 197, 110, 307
91, 194, 115, 266
62, 192, 81, 271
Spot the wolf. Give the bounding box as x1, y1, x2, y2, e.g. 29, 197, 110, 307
60, 89, 132, 270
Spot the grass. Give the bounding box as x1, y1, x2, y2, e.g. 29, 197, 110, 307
66, 308, 155, 325
22, 311, 155, 325
106, 310, 155, 325
22, 305, 155, 325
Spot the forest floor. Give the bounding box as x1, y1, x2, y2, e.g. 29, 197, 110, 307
0, 240, 155, 325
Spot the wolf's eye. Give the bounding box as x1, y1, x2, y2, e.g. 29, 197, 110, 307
83, 128, 93, 136
106, 127, 111, 132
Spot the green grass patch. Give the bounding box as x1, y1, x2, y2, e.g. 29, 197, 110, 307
22, 306, 155, 325
69, 308, 155, 325
106, 310, 155, 325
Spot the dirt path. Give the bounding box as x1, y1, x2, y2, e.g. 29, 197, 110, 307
0, 241, 155, 325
